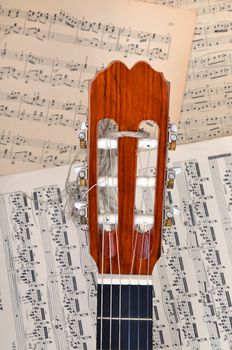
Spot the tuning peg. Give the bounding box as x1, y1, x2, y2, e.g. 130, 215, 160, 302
78, 123, 88, 149
74, 202, 87, 224
164, 205, 180, 227
168, 123, 177, 151
79, 208, 87, 225
79, 169, 87, 187
78, 130, 87, 149
167, 167, 181, 189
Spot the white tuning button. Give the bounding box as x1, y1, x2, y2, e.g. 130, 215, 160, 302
79, 170, 87, 187
79, 170, 85, 178
168, 123, 177, 151
79, 208, 87, 225
167, 167, 181, 189
164, 205, 180, 227
78, 129, 87, 149
74, 203, 87, 225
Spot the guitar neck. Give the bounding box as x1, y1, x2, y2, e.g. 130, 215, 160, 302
97, 279, 153, 349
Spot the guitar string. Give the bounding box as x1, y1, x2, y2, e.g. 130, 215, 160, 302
144, 144, 153, 350
99, 120, 111, 350
145, 132, 157, 350
127, 138, 139, 350
127, 137, 141, 349
108, 132, 122, 349
113, 140, 122, 350
128, 212, 139, 349
137, 145, 147, 350
138, 141, 153, 350
108, 144, 113, 350
100, 197, 105, 350
99, 125, 107, 350
128, 135, 153, 349
146, 175, 153, 350
110, 138, 121, 348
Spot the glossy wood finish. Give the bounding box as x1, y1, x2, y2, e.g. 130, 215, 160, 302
88, 61, 169, 275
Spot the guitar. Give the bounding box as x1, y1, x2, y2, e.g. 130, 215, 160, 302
85, 61, 177, 349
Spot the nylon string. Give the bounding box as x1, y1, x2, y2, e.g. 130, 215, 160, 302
137, 142, 153, 350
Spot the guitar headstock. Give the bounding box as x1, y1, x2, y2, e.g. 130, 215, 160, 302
86, 61, 174, 276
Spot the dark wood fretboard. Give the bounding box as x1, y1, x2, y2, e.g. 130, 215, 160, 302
97, 283, 153, 349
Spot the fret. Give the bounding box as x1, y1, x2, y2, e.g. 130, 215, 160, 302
98, 317, 152, 321
97, 283, 153, 349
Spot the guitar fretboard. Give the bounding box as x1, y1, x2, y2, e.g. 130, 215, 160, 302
97, 283, 153, 349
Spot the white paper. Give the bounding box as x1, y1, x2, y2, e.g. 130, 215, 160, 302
146, 0, 232, 144
0, 0, 196, 174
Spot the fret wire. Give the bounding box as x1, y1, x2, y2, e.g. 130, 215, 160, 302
97, 283, 153, 348
97, 317, 153, 321
100, 195, 105, 350
146, 143, 153, 350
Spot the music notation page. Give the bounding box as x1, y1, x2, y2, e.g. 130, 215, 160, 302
154, 136, 232, 349
0, 0, 196, 174
146, 0, 232, 143
1, 136, 232, 348
0, 163, 97, 349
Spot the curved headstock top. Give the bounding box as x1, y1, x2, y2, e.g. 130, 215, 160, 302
88, 61, 169, 276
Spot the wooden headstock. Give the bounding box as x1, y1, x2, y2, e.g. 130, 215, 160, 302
88, 61, 169, 276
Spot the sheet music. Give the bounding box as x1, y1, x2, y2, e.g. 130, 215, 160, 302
153, 136, 232, 349
2, 136, 232, 348
0, 0, 196, 174
145, 0, 232, 144
0, 163, 97, 350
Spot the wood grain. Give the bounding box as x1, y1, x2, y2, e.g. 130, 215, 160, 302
88, 61, 169, 275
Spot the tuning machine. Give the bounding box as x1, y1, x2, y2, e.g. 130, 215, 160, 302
74, 165, 88, 188
167, 167, 181, 189
74, 202, 87, 225
168, 123, 177, 151
164, 205, 180, 227
79, 169, 87, 187
78, 122, 88, 149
